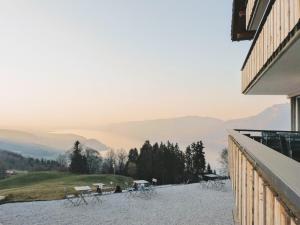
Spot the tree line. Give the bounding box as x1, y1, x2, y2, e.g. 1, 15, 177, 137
0, 149, 65, 179
68, 140, 217, 184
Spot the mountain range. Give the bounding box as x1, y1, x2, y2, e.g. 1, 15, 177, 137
98, 103, 290, 166
0, 103, 290, 166
0, 130, 108, 159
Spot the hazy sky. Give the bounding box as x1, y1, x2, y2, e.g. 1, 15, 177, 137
0, 0, 287, 130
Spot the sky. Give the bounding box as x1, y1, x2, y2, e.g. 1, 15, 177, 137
0, 0, 288, 130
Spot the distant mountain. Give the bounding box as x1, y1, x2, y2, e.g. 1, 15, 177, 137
104, 116, 223, 145
0, 130, 109, 159
225, 103, 290, 130
101, 103, 289, 146
0, 139, 60, 159
0, 103, 290, 166
98, 103, 290, 167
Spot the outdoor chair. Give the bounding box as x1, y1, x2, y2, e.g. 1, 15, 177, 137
63, 187, 78, 206
138, 184, 152, 199
90, 191, 102, 203
200, 177, 225, 191
126, 186, 137, 198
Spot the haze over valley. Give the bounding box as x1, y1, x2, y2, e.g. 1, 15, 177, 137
0, 103, 289, 167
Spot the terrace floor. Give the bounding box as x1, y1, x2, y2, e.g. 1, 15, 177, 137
0, 182, 233, 225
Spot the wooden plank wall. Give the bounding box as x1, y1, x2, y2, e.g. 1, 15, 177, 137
242, 0, 300, 93
228, 136, 299, 225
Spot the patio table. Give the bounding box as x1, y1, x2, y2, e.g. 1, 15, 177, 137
74, 186, 92, 205
201, 174, 225, 190
92, 183, 104, 188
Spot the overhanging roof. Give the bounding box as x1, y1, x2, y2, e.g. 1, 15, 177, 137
231, 0, 255, 41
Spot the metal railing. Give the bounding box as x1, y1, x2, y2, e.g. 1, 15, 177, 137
235, 129, 300, 162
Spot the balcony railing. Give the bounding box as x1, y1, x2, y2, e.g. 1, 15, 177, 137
236, 129, 300, 162
228, 130, 300, 225
246, 0, 258, 29
242, 0, 300, 93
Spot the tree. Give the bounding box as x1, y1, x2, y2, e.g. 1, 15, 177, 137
188, 141, 206, 180
219, 148, 229, 176
69, 141, 88, 174
56, 154, 68, 171
126, 161, 137, 178
102, 149, 116, 174
185, 146, 193, 179
137, 140, 153, 181
86, 148, 102, 174
206, 163, 212, 174
125, 148, 139, 178
116, 149, 127, 175
133, 141, 186, 184
0, 161, 6, 179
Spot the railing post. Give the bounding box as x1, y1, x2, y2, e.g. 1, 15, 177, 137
238, 150, 243, 223
266, 186, 275, 225
258, 176, 266, 225
254, 170, 260, 225
242, 155, 247, 225
246, 161, 254, 225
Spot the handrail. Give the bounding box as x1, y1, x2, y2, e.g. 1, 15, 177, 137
235, 129, 300, 134
229, 129, 300, 220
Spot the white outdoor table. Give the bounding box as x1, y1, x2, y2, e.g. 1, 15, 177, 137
133, 180, 151, 193
202, 174, 225, 190
92, 183, 104, 188
134, 180, 149, 185
74, 186, 92, 205
204, 174, 219, 178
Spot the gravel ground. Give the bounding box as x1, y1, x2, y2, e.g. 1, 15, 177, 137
0, 182, 233, 225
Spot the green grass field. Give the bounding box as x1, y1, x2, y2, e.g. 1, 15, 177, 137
0, 171, 133, 202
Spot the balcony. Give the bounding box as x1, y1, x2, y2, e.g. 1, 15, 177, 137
246, 0, 269, 31
228, 129, 300, 225
242, 0, 300, 95
236, 129, 300, 162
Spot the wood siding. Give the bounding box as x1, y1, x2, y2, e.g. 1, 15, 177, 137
242, 0, 300, 93
246, 0, 257, 29
228, 135, 299, 225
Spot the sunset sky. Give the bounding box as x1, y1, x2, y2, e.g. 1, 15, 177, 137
0, 0, 287, 130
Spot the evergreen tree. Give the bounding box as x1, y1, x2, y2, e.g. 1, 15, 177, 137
206, 163, 212, 174
185, 146, 193, 179
125, 148, 139, 177
128, 148, 139, 163
151, 143, 162, 183
137, 140, 153, 181
126, 162, 137, 178
190, 141, 206, 177
69, 141, 88, 174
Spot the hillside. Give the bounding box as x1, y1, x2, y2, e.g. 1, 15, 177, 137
0, 103, 290, 167
0, 130, 109, 159
0, 171, 133, 202
0, 149, 61, 171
